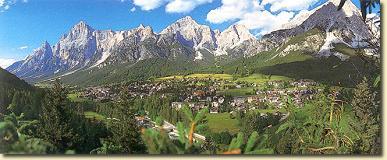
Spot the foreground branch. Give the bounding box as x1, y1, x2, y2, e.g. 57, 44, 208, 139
308, 146, 336, 152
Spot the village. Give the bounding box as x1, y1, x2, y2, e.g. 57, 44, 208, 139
79, 78, 322, 115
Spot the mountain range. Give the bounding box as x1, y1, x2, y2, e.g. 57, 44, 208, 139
6, 0, 380, 86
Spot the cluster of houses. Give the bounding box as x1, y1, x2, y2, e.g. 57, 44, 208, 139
169, 79, 321, 114
291, 79, 317, 88
125, 82, 169, 98
81, 87, 117, 102
171, 95, 225, 113
234, 88, 319, 109
230, 80, 320, 110
80, 81, 172, 101
81, 78, 322, 115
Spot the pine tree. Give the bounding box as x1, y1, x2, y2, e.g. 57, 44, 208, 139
104, 88, 147, 154
37, 79, 78, 152
7, 92, 22, 115
0, 121, 19, 152
351, 77, 381, 154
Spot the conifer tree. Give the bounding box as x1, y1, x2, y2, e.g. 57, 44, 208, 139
104, 87, 146, 154
351, 77, 381, 154
38, 79, 78, 152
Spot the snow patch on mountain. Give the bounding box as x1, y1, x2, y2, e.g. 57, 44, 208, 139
92, 51, 111, 67
317, 32, 350, 59
194, 50, 203, 60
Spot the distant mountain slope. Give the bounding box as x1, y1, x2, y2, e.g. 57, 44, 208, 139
0, 68, 34, 113
55, 28, 373, 88
0, 68, 32, 91
55, 58, 214, 87
7, 17, 255, 83
222, 28, 374, 88
259, 0, 375, 58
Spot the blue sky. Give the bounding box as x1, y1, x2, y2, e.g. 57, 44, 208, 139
0, 0, 379, 68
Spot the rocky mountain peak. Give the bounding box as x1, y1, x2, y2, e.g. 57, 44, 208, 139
66, 21, 94, 40
32, 41, 52, 55
160, 16, 216, 49
134, 25, 155, 40
231, 24, 255, 40
29, 40, 53, 61
329, 0, 360, 17
176, 16, 197, 25
76, 20, 86, 26
216, 24, 255, 51
136, 24, 152, 32
42, 40, 50, 49
72, 21, 94, 32
160, 16, 200, 35
138, 24, 145, 29
278, 0, 360, 31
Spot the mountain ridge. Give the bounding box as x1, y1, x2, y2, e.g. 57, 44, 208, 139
6, 0, 378, 84
7, 15, 258, 82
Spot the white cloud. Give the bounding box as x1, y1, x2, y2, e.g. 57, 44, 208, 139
133, 0, 167, 11
0, 58, 16, 68
207, 0, 253, 24
133, 0, 213, 13
238, 10, 294, 35
166, 0, 213, 13
1, 0, 24, 12
206, 0, 321, 36
18, 45, 28, 50
130, 7, 136, 12
262, 0, 319, 12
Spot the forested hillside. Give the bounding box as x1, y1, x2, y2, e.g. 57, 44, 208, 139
0, 68, 36, 115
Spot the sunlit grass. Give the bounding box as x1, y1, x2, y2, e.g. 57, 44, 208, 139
84, 111, 105, 121
207, 113, 239, 134
67, 93, 89, 102
156, 74, 233, 81
236, 74, 291, 84
217, 88, 256, 97
157, 73, 291, 84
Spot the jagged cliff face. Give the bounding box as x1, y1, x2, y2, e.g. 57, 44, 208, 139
7, 16, 257, 82
6, 0, 378, 83
53, 21, 97, 70
259, 0, 374, 58
214, 24, 256, 57
7, 41, 57, 79
106, 25, 193, 65
160, 16, 218, 50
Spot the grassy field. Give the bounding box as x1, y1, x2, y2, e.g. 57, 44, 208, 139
157, 74, 233, 81
332, 43, 362, 57
68, 93, 89, 102
34, 82, 53, 88
217, 87, 256, 97
236, 74, 291, 84
207, 113, 240, 134
157, 73, 291, 83
254, 108, 287, 114
84, 111, 106, 121
158, 73, 293, 97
